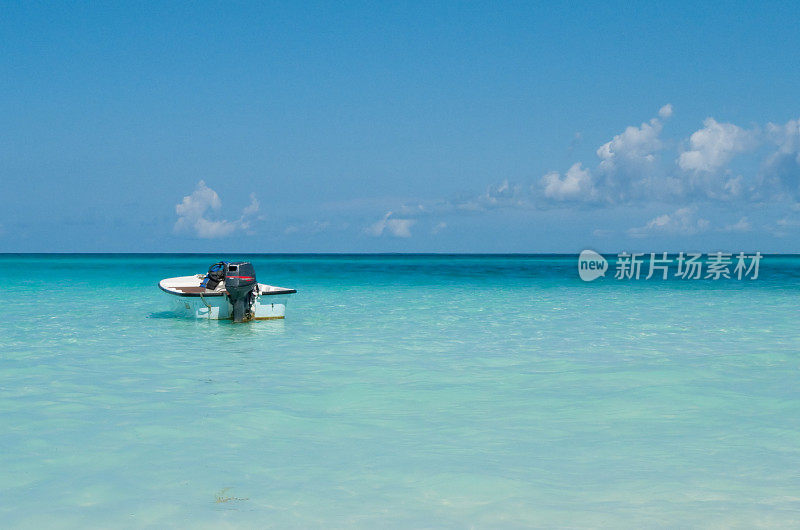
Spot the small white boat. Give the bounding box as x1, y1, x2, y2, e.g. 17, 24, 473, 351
159, 261, 296, 322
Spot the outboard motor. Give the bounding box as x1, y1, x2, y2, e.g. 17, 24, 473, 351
224, 262, 257, 322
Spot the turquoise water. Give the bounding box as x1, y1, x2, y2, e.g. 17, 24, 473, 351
1, 254, 799, 527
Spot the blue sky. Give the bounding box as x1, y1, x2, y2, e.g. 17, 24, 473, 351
2, 1, 800, 252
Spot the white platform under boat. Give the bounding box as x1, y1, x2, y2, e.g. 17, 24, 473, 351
159, 274, 296, 320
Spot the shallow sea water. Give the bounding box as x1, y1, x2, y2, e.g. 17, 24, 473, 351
1, 254, 799, 527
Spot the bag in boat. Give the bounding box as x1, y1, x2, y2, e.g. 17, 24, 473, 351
201, 262, 226, 290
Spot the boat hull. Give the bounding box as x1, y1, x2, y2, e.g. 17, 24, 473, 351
165, 291, 291, 320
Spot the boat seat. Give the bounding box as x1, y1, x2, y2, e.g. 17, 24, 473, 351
174, 286, 226, 294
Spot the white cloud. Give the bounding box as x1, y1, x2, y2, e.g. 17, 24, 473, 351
480, 180, 516, 206
541, 163, 597, 201
678, 118, 755, 173
242, 193, 260, 217
175, 180, 221, 220
537, 106, 673, 205
722, 175, 744, 197
284, 220, 332, 235
387, 219, 414, 237
456, 180, 529, 211
174, 181, 260, 238
366, 212, 415, 238
768, 118, 800, 163
568, 131, 583, 153
627, 206, 710, 238
777, 216, 800, 227
596, 116, 665, 173
721, 217, 751, 232
431, 222, 447, 234
762, 118, 800, 197
768, 215, 800, 237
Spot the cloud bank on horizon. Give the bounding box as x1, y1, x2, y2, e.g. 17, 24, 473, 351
357, 106, 800, 240
172, 106, 800, 247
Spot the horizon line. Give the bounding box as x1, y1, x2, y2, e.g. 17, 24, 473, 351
1, 251, 796, 257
